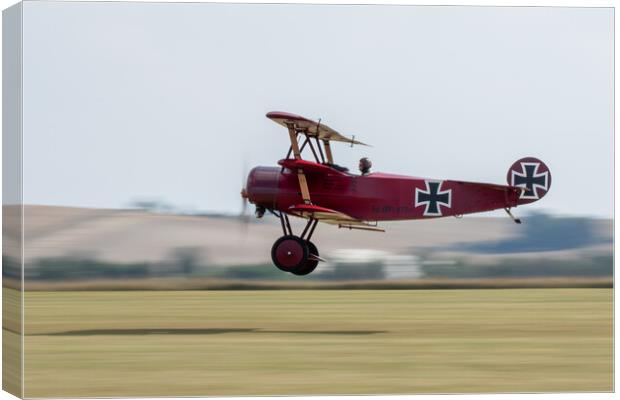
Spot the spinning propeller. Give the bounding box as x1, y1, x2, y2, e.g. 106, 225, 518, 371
239, 160, 251, 241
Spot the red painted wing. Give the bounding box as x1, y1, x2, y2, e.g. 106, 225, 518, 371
278, 159, 347, 175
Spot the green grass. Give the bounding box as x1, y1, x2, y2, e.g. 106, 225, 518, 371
19, 289, 613, 397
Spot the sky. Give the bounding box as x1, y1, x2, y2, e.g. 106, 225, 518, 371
21, 3, 613, 217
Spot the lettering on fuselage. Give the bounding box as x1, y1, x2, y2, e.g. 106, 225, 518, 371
415, 180, 452, 216
371, 205, 411, 214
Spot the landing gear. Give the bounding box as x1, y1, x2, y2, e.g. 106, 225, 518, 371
271, 235, 309, 272
270, 212, 321, 275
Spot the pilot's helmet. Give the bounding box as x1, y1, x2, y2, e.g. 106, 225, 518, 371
359, 157, 372, 173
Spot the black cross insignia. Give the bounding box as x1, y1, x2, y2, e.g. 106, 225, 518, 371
511, 162, 548, 199
415, 181, 452, 216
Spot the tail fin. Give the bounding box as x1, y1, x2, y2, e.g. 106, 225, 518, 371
506, 157, 551, 205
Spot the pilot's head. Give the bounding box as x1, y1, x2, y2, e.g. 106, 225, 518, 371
359, 157, 372, 175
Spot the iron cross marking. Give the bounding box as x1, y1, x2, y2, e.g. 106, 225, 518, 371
415, 181, 452, 216
511, 163, 548, 199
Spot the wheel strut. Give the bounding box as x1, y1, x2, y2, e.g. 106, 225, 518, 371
284, 214, 292, 235
279, 212, 294, 236
300, 218, 318, 241
279, 213, 287, 235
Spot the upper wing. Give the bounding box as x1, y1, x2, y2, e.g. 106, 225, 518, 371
266, 111, 369, 146
287, 204, 385, 232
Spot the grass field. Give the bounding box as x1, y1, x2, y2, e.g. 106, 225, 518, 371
18, 289, 613, 397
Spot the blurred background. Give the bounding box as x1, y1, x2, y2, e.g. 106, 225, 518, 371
4, 203, 611, 287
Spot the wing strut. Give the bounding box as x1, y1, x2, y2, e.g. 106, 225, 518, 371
286, 123, 312, 204
322, 140, 334, 164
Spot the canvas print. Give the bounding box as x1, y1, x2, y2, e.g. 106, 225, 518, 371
2, 2, 613, 398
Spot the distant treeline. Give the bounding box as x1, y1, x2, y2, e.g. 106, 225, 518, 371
4, 252, 613, 282
9, 257, 387, 282
454, 212, 611, 253
4, 256, 152, 281
209, 261, 387, 281
422, 254, 613, 279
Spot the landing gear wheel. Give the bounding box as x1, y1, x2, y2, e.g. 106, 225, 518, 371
271, 235, 309, 272
291, 241, 319, 276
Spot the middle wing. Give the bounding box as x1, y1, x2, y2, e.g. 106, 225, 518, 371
287, 204, 385, 232
278, 158, 348, 175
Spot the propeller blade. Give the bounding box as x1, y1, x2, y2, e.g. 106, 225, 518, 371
238, 157, 250, 242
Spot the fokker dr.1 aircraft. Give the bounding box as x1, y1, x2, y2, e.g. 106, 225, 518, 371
241, 111, 552, 276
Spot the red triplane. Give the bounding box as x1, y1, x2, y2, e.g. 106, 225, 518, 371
241, 111, 552, 276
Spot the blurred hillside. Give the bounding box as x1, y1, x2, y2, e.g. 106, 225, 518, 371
4, 205, 613, 282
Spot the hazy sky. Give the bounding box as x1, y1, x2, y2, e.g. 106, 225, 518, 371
22, 3, 613, 217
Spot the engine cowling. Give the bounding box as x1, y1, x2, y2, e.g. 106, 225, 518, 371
245, 166, 281, 209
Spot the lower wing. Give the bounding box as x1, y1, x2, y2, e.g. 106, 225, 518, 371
287, 204, 385, 232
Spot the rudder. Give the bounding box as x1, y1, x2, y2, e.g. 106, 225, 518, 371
506, 157, 551, 204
